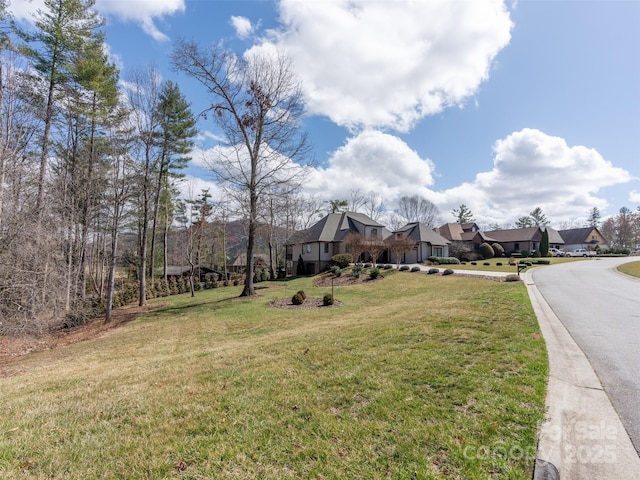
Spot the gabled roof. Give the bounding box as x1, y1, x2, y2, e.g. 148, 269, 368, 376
558, 227, 603, 245
437, 223, 465, 241
396, 223, 451, 245
485, 226, 564, 244
286, 211, 388, 244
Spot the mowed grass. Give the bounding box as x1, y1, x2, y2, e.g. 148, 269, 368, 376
0, 271, 548, 479
618, 259, 640, 278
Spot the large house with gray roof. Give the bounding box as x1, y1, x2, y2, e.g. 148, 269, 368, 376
286, 212, 391, 274
285, 212, 450, 274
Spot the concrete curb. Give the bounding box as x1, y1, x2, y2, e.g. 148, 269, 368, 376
523, 271, 640, 479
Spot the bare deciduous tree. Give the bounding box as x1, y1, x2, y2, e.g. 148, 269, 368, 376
397, 194, 440, 227
171, 41, 311, 296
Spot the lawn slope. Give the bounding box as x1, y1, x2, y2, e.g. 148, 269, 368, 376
0, 271, 547, 479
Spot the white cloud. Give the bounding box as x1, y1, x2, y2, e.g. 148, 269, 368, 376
8, 0, 185, 42
230, 16, 254, 39
304, 130, 436, 203
251, 0, 512, 131
630, 191, 640, 204
433, 129, 633, 225
98, 0, 185, 42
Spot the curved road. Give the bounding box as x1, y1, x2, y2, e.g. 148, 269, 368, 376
532, 257, 640, 455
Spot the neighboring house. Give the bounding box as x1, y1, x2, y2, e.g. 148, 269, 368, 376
559, 227, 608, 252
390, 223, 451, 263
485, 226, 564, 255
230, 253, 269, 273
436, 223, 498, 257
286, 211, 391, 275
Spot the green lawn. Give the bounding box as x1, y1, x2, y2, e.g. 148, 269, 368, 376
618, 260, 640, 279
0, 271, 548, 479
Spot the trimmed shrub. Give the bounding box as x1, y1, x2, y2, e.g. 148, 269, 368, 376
483, 262, 490, 266
442, 268, 454, 276
233, 279, 239, 286
330, 265, 342, 277
383, 264, 393, 270
428, 268, 439, 274
496, 262, 503, 266
479, 242, 495, 259
410, 266, 421, 272
369, 267, 381, 279
364, 263, 372, 268
296, 290, 307, 300
521, 250, 530, 258
492, 242, 505, 257
296, 254, 306, 275
428, 256, 460, 265
323, 293, 334, 306
351, 264, 363, 278
291, 292, 305, 305
399, 265, 410, 271
533, 259, 551, 265
330, 253, 353, 268
471, 262, 477, 265
505, 274, 521, 282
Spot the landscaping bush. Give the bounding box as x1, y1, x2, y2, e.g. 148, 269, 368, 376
471, 262, 477, 265
351, 264, 363, 278
323, 293, 334, 306
521, 250, 530, 258
428, 256, 460, 265
532, 259, 550, 265
483, 262, 490, 266
428, 268, 439, 274
364, 263, 372, 268
369, 267, 381, 279
291, 292, 305, 305
442, 268, 454, 276
296, 254, 306, 275
330, 254, 353, 269
330, 265, 342, 277
505, 274, 521, 282
479, 242, 495, 259
383, 264, 393, 270
296, 290, 307, 300
399, 265, 410, 271
492, 242, 505, 257
496, 262, 503, 266
410, 266, 421, 272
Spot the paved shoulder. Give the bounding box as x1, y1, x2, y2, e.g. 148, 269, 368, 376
525, 259, 640, 479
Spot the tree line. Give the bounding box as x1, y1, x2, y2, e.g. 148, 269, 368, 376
0, 0, 316, 334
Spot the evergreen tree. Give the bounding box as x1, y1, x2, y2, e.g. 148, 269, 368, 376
19, 0, 104, 214
540, 228, 550, 257
586, 207, 601, 228
452, 204, 474, 224
530, 207, 549, 226
149, 80, 197, 285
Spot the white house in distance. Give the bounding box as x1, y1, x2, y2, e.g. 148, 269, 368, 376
285, 212, 450, 274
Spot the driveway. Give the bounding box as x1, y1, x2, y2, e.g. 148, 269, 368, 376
531, 258, 640, 455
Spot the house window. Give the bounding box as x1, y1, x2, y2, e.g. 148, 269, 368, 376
514, 243, 520, 251
433, 246, 443, 257
324, 242, 329, 253
396, 233, 402, 239
371, 228, 378, 239
305, 244, 311, 253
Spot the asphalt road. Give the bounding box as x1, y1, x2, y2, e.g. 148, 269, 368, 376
532, 257, 640, 455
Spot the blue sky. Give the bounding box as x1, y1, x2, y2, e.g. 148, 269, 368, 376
10, 0, 640, 227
